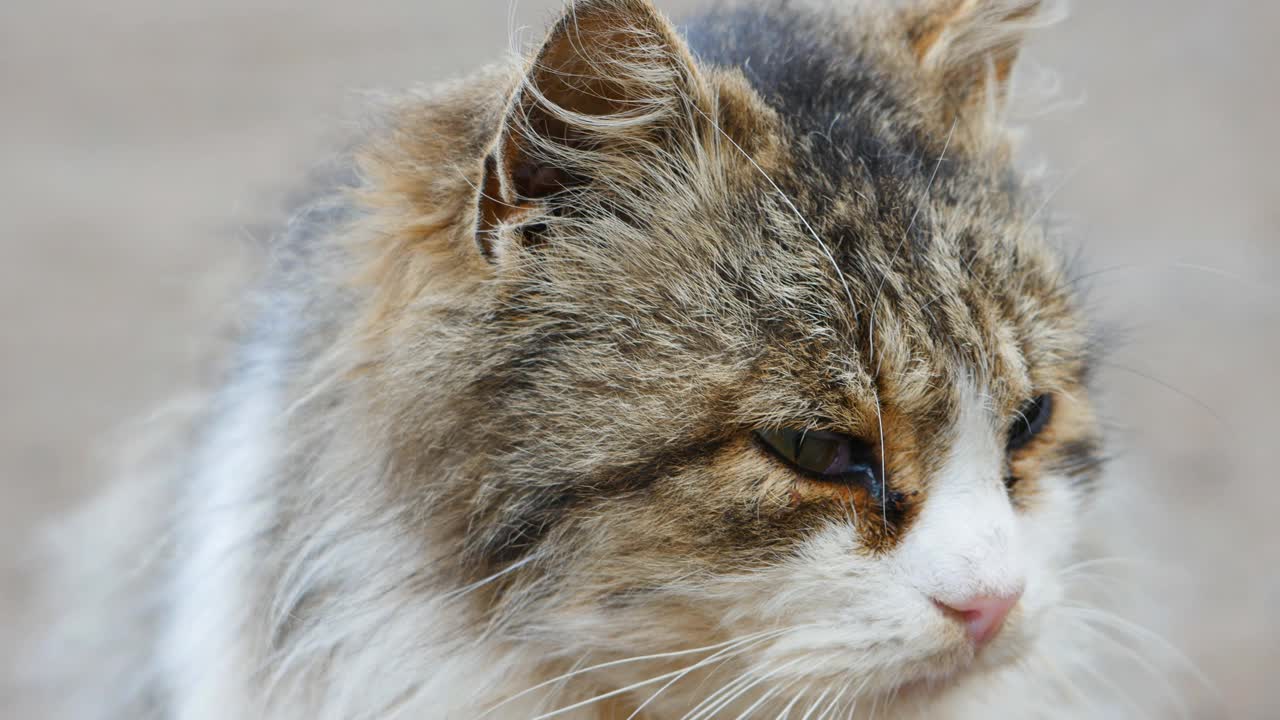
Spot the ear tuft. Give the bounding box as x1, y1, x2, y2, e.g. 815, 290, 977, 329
905, 0, 1061, 126
475, 0, 704, 263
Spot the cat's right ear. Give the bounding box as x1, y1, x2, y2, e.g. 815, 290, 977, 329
475, 0, 707, 263
903, 0, 1057, 137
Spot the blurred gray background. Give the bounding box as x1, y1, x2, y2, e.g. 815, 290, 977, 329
1, 0, 1276, 717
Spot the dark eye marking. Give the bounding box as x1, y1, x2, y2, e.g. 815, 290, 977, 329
1007, 394, 1054, 451
754, 428, 881, 489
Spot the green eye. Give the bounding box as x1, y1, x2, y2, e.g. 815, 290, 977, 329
755, 428, 881, 487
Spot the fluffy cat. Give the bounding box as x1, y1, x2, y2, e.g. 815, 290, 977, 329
37, 0, 1111, 717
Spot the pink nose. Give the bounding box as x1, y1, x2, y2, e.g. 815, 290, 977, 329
936, 590, 1022, 647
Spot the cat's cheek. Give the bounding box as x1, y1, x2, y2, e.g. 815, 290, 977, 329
994, 471, 1081, 658
1016, 470, 1084, 575
703, 521, 975, 695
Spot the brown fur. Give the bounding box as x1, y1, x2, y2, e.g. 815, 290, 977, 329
345, 0, 1096, 576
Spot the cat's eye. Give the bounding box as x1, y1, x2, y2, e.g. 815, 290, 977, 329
755, 428, 880, 487
1007, 394, 1054, 451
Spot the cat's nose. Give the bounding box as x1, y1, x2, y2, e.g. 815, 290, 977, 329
935, 590, 1023, 647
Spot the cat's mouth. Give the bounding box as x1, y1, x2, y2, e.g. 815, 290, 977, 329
887, 625, 1033, 702
766, 633, 1025, 710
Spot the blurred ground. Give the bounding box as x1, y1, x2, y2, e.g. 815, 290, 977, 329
1, 0, 1277, 717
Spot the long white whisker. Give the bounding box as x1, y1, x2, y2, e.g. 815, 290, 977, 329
439, 554, 538, 602
529, 668, 687, 720
626, 629, 795, 720
1063, 615, 1191, 720
680, 673, 754, 720
733, 677, 797, 720
686, 657, 806, 720
484, 627, 789, 717
1061, 605, 1215, 695
813, 677, 852, 720
534, 627, 807, 720
1059, 556, 1144, 575
775, 682, 812, 720
1052, 643, 1150, 719
844, 674, 875, 719
798, 686, 832, 720
534, 654, 591, 716
866, 685, 882, 720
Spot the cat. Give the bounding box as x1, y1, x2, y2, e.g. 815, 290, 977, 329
35, 0, 1111, 718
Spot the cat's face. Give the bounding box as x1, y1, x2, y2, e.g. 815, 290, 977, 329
457, 210, 1098, 705
368, 0, 1102, 712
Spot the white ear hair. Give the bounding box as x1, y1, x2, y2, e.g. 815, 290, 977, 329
475, 0, 709, 263
910, 0, 1067, 129
916, 0, 1064, 69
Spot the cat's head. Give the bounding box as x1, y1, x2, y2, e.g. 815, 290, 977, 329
361, 0, 1101, 712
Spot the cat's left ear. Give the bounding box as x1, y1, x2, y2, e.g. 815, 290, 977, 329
475, 0, 708, 263
904, 0, 1052, 130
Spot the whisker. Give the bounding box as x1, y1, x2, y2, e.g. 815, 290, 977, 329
626, 629, 792, 720
866, 685, 882, 720
484, 626, 790, 718
685, 656, 806, 720
1062, 614, 1191, 720
1071, 260, 1280, 300
1059, 556, 1144, 575
873, 398, 889, 532
849, 674, 876, 720
775, 682, 812, 720
813, 677, 852, 720
530, 668, 684, 720
1099, 361, 1228, 428
438, 554, 538, 603
1055, 645, 1150, 719
732, 676, 799, 720
1170, 261, 1280, 298
1020, 653, 1095, 716
680, 670, 756, 720
1061, 605, 1216, 696
535, 627, 807, 720
535, 654, 591, 717
797, 686, 832, 720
